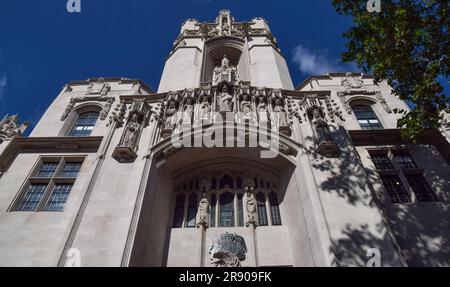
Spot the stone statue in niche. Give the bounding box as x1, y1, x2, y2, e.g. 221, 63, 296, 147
120, 112, 141, 149
274, 99, 288, 127
240, 94, 252, 118
257, 96, 268, 124
197, 193, 209, 228
219, 86, 233, 112
165, 100, 178, 130
199, 95, 211, 121
212, 55, 239, 85
311, 108, 333, 142
245, 191, 257, 227
182, 98, 194, 125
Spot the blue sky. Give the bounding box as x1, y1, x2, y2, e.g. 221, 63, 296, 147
0, 0, 371, 132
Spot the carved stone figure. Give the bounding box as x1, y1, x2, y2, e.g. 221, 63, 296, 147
240, 94, 252, 118
199, 96, 211, 121
212, 55, 239, 85
311, 108, 332, 142
197, 193, 209, 228
257, 96, 268, 123
274, 99, 288, 127
120, 113, 141, 149
245, 191, 257, 227
165, 100, 178, 130
0, 114, 27, 139
209, 233, 247, 267
219, 87, 233, 112
182, 98, 194, 125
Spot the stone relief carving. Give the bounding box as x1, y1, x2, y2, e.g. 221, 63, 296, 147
375, 92, 392, 113
60, 96, 115, 121
0, 114, 29, 140
87, 78, 111, 96
209, 233, 247, 267
341, 73, 364, 90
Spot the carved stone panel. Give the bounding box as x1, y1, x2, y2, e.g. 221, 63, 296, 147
209, 233, 247, 267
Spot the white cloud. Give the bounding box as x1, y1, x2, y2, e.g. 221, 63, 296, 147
292, 44, 357, 76
0, 75, 7, 101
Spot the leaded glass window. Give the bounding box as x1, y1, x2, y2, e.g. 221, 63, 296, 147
219, 192, 234, 227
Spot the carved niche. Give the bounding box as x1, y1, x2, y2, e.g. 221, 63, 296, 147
209, 233, 247, 267
307, 106, 340, 157
112, 100, 150, 162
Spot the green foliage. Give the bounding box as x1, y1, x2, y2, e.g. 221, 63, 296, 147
332, 0, 449, 141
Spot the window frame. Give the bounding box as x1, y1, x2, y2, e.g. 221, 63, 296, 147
10, 156, 84, 212
352, 105, 384, 130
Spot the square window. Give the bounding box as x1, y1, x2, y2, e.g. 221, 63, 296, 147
380, 175, 410, 204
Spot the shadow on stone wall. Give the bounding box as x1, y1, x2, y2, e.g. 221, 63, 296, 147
304, 126, 450, 266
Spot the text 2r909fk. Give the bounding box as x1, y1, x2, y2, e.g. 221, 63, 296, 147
223, 272, 271, 282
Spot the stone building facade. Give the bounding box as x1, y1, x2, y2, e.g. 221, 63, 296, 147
0, 10, 449, 267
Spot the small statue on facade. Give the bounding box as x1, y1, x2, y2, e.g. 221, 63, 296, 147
182, 98, 194, 125
257, 96, 268, 124
197, 193, 210, 228
245, 191, 257, 227
165, 100, 178, 130
240, 94, 252, 118
120, 112, 141, 149
274, 99, 288, 127
199, 95, 211, 121
219, 87, 233, 112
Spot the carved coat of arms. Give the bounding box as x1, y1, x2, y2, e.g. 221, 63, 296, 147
209, 233, 247, 267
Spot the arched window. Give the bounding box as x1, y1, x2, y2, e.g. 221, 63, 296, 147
269, 192, 282, 226
256, 192, 268, 226
352, 105, 383, 130
219, 192, 234, 227
173, 194, 185, 228
237, 193, 244, 227
186, 194, 197, 228
210, 194, 217, 227
69, 111, 99, 136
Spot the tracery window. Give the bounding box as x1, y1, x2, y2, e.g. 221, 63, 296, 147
68, 111, 99, 137
256, 192, 268, 226
172, 172, 282, 228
